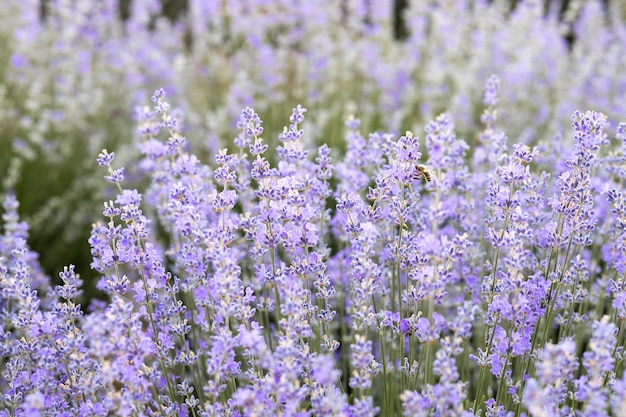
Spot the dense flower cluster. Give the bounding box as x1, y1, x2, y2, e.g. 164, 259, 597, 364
2, 79, 626, 416
2, 1, 626, 416
3, 0, 626, 283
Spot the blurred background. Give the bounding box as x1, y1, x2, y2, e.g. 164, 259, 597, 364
1, 0, 625, 301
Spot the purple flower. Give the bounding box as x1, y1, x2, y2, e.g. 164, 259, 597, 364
96, 149, 115, 167
583, 319, 617, 379
290, 104, 307, 124
483, 74, 501, 108
104, 167, 125, 184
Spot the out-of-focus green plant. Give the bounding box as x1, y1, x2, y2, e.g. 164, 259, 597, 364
0, 1, 140, 297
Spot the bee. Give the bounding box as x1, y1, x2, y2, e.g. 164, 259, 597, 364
413, 164, 433, 182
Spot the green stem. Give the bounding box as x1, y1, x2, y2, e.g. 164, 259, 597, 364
489, 205, 511, 304
608, 318, 626, 385
140, 268, 176, 401
494, 354, 510, 406
473, 316, 499, 413
372, 295, 390, 416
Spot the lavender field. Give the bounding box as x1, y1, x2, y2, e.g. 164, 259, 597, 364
2, 1, 626, 416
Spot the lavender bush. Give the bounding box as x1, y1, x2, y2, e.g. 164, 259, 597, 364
4, 0, 626, 282
2, 78, 626, 416
2, 1, 626, 416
